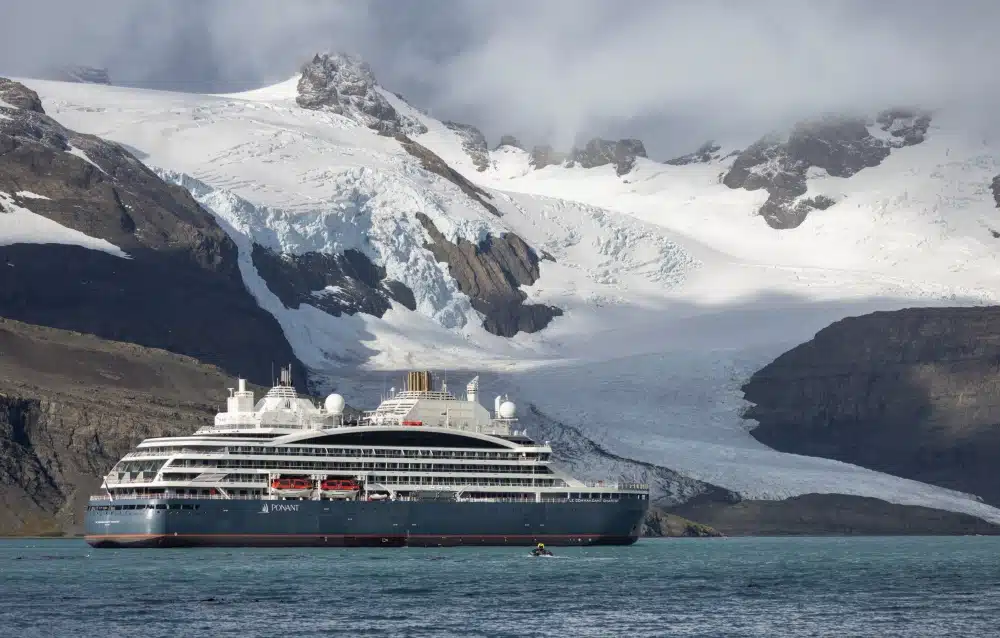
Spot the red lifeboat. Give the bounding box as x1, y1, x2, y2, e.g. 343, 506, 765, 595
401, 420, 423, 426
271, 478, 313, 490
321, 479, 360, 491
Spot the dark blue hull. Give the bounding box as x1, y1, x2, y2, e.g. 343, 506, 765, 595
85, 498, 649, 548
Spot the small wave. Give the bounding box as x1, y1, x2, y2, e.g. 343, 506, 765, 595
381, 587, 435, 595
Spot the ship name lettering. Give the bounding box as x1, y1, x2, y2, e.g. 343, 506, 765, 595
270, 503, 300, 513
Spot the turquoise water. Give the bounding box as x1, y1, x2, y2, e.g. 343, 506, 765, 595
1, 537, 997, 637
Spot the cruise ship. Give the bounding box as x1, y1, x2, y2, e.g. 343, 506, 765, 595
84, 369, 650, 547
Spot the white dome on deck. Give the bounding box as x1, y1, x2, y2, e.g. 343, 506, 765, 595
324, 393, 346, 414
499, 401, 517, 419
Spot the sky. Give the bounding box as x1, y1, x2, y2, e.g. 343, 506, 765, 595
1, 0, 998, 158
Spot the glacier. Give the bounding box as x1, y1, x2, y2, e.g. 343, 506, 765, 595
18, 74, 1000, 523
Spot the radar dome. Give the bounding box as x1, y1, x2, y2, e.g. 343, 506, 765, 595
324, 393, 346, 414
499, 400, 517, 419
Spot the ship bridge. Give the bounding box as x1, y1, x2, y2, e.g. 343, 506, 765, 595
197, 369, 526, 441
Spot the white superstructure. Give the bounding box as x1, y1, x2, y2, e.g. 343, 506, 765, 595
99, 368, 647, 504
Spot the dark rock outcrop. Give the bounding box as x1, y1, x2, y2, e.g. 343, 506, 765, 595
666, 141, 724, 166
0, 77, 303, 388
669, 493, 1000, 536
251, 244, 415, 317
495, 135, 523, 150
443, 121, 489, 171
743, 306, 1000, 506
396, 135, 501, 217
416, 213, 561, 337
295, 53, 426, 136
567, 138, 647, 176
529, 145, 567, 170
642, 507, 722, 537
45, 66, 112, 85
723, 109, 931, 229
991, 174, 1000, 208
875, 107, 931, 145
0, 78, 45, 113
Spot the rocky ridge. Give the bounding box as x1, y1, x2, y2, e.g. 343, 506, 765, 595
443, 121, 490, 171
528, 145, 568, 170
665, 141, 725, 166
396, 135, 501, 217
567, 138, 647, 176
525, 138, 647, 176
722, 109, 931, 229
296, 53, 427, 136
0, 77, 304, 387
742, 306, 1000, 507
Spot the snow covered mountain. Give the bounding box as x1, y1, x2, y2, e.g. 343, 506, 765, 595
7, 51, 1000, 529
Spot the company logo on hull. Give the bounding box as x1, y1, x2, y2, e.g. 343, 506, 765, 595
260, 503, 299, 514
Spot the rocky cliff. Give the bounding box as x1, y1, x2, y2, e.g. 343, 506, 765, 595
251, 245, 416, 317
742, 306, 1000, 506
723, 109, 931, 229
0, 78, 303, 388
416, 213, 562, 337
296, 53, 426, 136
567, 138, 647, 176
0, 318, 235, 534
529, 145, 567, 170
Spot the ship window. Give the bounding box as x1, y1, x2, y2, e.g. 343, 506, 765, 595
298, 430, 510, 449
155, 504, 167, 510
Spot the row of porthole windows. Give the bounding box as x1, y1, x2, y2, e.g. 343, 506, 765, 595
139, 447, 548, 461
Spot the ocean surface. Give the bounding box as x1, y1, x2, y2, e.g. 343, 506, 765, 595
1, 536, 998, 637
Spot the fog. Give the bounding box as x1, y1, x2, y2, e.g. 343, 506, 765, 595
1, 0, 997, 157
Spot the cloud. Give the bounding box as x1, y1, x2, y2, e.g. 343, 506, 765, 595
1, 0, 998, 156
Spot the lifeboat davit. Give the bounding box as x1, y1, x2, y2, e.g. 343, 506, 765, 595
320, 479, 360, 498
270, 477, 313, 496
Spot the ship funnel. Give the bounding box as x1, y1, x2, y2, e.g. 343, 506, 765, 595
495, 395, 502, 417
407, 371, 432, 392
279, 365, 292, 387
238, 378, 246, 393
466, 376, 479, 403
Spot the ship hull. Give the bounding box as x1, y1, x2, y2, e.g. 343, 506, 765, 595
84, 498, 649, 548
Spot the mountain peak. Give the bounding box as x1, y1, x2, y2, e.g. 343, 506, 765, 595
295, 52, 426, 136
567, 138, 647, 176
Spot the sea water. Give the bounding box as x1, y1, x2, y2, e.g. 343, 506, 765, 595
1, 537, 997, 637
